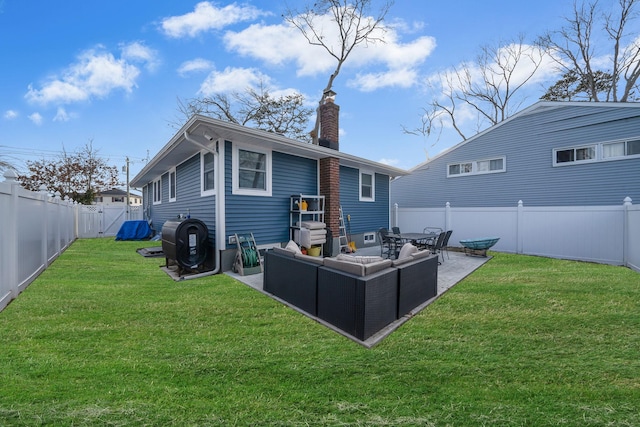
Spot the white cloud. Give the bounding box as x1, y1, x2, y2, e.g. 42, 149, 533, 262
29, 112, 43, 125
53, 107, 73, 122
4, 110, 18, 120
121, 41, 160, 72
160, 2, 268, 38
25, 46, 144, 106
349, 67, 419, 92
198, 67, 272, 95
178, 58, 215, 76
223, 12, 436, 91
378, 158, 400, 166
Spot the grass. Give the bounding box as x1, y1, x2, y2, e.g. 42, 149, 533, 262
0, 238, 638, 426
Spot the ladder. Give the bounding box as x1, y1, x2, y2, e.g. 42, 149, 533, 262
338, 206, 350, 253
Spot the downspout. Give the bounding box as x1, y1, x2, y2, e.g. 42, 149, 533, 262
181, 130, 223, 278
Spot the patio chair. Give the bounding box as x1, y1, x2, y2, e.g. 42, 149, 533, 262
441, 230, 453, 260
391, 226, 401, 235
427, 231, 448, 264
378, 227, 401, 259
417, 226, 441, 250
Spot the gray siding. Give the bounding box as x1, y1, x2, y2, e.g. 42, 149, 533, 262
392, 104, 640, 208
339, 166, 390, 233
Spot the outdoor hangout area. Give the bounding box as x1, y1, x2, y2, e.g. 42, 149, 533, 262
233, 223, 491, 345
1, 238, 638, 425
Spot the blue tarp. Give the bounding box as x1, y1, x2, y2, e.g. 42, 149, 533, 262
116, 220, 153, 241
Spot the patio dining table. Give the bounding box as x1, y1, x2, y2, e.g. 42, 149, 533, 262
392, 232, 438, 248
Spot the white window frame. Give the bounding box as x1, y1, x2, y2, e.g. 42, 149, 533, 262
447, 156, 506, 177
152, 178, 161, 205
602, 138, 640, 160
232, 142, 272, 197
201, 150, 216, 197
363, 232, 376, 243
553, 145, 597, 166
169, 168, 177, 202
359, 170, 375, 202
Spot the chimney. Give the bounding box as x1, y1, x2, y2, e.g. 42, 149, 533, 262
319, 90, 340, 246
318, 90, 339, 150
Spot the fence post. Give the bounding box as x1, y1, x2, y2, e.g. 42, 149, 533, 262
40, 186, 49, 267
5, 170, 19, 298
517, 200, 524, 254
445, 202, 451, 231
623, 196, 632, 267
393, 203, 398, 228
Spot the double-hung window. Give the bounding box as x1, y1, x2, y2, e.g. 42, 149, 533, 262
232, 143, 272, 196
201, 151, 215, 196
169, 168, 177, 202
359, 171, 375, 201
152, 178, 161, 204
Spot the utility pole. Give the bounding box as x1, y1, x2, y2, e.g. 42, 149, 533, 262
125, 156, 130, 220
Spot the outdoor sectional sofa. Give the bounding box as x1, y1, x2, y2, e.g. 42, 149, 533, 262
263, 244, 438, 341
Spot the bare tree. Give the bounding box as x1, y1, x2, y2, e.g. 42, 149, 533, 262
406, 36, 547, 144
18, 141, 121, 204
538, 0, 640, 102
171, 83, 314, 142
284, 0, 393, 144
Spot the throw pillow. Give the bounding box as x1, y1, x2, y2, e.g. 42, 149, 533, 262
398, 243, 418, 259
284, 240, 302, 254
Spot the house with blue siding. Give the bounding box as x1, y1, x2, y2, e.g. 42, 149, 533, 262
130, 97, 406, 272
391, 101, 640, 209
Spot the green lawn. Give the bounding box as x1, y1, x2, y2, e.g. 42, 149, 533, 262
0, 238, 638, 426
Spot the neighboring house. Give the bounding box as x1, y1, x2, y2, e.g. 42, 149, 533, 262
130, 97, 407, 271
391, 101, 640, 208
94, 188, 142, 206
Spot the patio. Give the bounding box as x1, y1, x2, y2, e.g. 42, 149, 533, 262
226, 246, 491, 347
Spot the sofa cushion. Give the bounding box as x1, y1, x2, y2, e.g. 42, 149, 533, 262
392, 256, 416, 267
411, 249, 432, 260
398, 243, 418, 259
272, 246, 295, 258
294, 252, 325, 265
299, 221, 326, 230
336, 254, 384, 264
324, 257, 392, 276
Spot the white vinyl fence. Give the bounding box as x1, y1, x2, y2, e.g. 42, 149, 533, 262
393, 197, 640, 272
1, 170, 143, 312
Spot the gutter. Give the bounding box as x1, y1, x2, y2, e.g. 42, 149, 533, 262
181, 130, 224, 278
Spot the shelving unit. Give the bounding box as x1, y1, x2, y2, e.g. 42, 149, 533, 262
290, 195, 326, 254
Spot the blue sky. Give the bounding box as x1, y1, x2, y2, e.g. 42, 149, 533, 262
0, 1, 582, 181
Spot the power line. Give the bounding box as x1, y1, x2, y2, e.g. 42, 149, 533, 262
0, 145, 148, 164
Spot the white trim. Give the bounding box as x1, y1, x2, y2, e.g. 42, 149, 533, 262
232, 142, 272, 197
364, 232, 376, 243
169, 168, 177, 202
359, 170, 375, 202
201, 150, 216, 197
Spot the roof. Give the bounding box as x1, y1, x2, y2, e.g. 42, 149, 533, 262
404, 100, 640, 175
98, 188, 141, 197
130, 115, 408, 188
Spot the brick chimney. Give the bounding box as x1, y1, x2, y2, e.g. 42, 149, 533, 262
319, 91, 340, 246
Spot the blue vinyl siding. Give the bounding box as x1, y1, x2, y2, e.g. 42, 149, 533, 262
145, 153, 216, 242
223, 141, 318, 249
392, 103, 640, 208
339, 166, 390, 233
